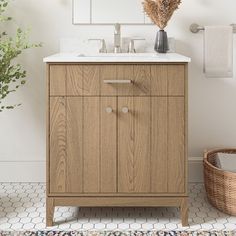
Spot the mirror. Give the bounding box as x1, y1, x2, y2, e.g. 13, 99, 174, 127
73, 0, 152, 24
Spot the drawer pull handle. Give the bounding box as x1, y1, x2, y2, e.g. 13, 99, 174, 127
105, 107, 113, 113
103, 80, 132, 84
122, 107, 129, 113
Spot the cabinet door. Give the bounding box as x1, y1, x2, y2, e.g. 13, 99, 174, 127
117, 97, 185, 194
50, 97, 117, 194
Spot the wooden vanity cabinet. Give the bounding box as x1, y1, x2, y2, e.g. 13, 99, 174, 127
46, 63, 188, 226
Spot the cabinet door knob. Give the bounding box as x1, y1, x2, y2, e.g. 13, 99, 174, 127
122, 107, 129, 113
105, 107, 113, 113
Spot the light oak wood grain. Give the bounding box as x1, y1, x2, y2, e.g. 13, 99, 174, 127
47, 62, 188, 226
50, 65, 66, 96
118, 97, 150, 193
117, 65, 134, 95
100, 65, 117, 95
46, 64, 50, 195
181, 198, 189, 226
66, 97, 83, 193
48, 192, 188, 197
46, 197, 54, 227
50, 97, 66, 193
83, 65, 100, 95
151, 65, 168, 96
184, 65, 189, 194
67, 65, 83, 95
83, 97, 100, 193
168, 97, 185, 193
53, 196, 184, 207
151, 97, 168, 193
133, 97, 151, 192
100, 97, 117, 193
168, 65, 185, 96
133, 65, 151, 95
118, 97, 134, 192
50, 64, 185, 97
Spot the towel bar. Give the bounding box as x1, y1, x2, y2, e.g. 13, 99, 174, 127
190, 23, 236, 33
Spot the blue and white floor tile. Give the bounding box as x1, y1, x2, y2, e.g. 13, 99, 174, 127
0, 183, 235, 231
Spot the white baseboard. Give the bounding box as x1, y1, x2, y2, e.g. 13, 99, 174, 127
0, 158, 203, 183
188, 157, 203, 182
0, 161, 46, 182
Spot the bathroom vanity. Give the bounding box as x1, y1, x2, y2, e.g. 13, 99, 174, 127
44, 53, 191, 227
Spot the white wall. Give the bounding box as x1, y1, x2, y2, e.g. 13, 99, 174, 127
0, 0, 236, 182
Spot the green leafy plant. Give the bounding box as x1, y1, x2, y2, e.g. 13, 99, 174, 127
0, 0, 41, 112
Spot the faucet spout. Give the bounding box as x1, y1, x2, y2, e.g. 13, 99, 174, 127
114, 23, 120, 34
114, 23, 122, 53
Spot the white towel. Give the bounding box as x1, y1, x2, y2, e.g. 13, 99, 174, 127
204, 25, 233, 78
215, 153, 236, 173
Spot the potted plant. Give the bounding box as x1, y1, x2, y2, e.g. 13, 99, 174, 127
143, 0, 181, 53
0, 0, 41, 112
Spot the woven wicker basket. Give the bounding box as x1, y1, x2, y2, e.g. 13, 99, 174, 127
204, 148, 236, 215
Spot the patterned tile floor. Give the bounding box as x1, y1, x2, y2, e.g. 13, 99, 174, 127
0, 183, 235, 231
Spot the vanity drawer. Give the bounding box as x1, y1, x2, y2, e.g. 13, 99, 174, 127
49, 64, 185, 96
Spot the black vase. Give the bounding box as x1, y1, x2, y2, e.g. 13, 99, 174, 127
154, 30, 169, 53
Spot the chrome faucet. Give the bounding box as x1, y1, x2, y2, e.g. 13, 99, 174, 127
114, 23, 122, 53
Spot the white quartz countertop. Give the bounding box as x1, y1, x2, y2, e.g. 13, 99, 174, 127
43, 53, 191, 63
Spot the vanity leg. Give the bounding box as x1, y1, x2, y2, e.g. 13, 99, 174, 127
46, 197, 54, 227
181, 198, 188, 227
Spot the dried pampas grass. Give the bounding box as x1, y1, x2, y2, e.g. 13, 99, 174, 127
143, 0, 181, 30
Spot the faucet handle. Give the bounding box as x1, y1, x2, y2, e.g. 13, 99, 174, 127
128, 38, 145, 53
88, 38, 107, 53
